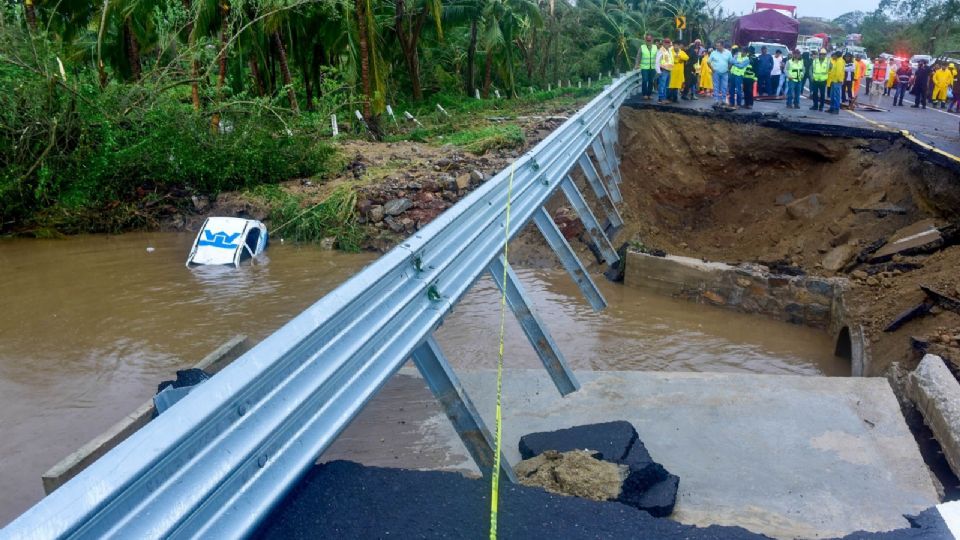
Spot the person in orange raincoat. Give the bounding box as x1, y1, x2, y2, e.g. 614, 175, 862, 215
852, 55, 866, 97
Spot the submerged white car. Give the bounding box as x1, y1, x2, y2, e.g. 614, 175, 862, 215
186, 217, 268, 267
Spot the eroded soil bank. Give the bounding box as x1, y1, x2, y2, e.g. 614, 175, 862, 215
615, 107, 960, 380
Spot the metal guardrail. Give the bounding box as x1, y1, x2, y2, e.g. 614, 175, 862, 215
3, 72, 639, 539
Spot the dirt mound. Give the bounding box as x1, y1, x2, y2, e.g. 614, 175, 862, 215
616, 108, 960, 376
515, 449, 627, 501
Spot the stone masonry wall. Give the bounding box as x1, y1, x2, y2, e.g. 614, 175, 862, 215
624, 251, 846, 330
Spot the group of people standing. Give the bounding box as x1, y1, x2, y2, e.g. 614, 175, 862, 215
633, 33, 960, 114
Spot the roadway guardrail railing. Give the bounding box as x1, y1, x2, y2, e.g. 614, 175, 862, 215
3, 71, 639, 539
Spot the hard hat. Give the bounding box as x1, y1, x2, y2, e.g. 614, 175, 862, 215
819, 48, 827, 54
951, 62, 956, 67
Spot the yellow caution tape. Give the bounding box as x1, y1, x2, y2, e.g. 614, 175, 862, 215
489, 163, 516, 540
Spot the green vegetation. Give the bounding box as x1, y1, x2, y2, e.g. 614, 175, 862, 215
445, 125, 524, 153
0, 0, 726, 235
829, 3, 960, 57
252, 185, 363, 250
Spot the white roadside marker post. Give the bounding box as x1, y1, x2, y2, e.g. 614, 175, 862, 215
354, 110, 369, 133
331, 114, 339, 138
404, 111, 424, 128
494, 89, 501, 99
386, 104, 399, 126
436, 103, 451, 117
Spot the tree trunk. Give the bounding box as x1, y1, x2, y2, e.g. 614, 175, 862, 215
182, 0, 201, 111
24, 0, 37, 31
216, 2, 229, 91
465, 18, 478, 96
211, 1, 230, 132
303, 62, 313, 111
249, 56, 266, 96
273, 31, 299, 114
124, 20, 142, 81
395, 0, 427, 101
482, 49, 493, 98
311, 42, 324, 97
356, 0, 372, 120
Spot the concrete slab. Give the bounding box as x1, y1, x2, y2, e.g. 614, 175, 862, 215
323, 369, 939, 539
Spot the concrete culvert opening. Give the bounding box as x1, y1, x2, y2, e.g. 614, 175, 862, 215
835, 327, 852, 361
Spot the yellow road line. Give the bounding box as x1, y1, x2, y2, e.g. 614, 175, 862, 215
844, 108, 960, 165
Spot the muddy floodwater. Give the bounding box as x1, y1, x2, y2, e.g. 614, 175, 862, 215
0, 233, 844, 524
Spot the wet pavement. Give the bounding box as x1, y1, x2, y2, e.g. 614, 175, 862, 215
624, 88, 960, 160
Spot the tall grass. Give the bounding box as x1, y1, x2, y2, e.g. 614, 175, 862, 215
254, 185, 364, 251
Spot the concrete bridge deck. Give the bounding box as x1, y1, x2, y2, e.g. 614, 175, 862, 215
323, 369, 939, 539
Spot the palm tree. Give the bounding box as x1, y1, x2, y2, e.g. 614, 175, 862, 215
443, 0, 484, 96
394, 0, 444, 100
480, 0, 540, 97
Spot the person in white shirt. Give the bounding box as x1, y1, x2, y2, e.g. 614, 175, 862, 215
771, 50, 785, 96
655, 38, 674, 103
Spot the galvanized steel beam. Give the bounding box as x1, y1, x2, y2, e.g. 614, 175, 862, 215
577, 154, 623, 230
3, 72, 639, 540
533, 207, 607, 311
589, 139, 623, 203
559, 176, 618, 264
410, 335, 517, 482
488, 256, 579, 396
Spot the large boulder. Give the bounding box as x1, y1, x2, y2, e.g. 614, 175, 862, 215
785, 193, 823, 220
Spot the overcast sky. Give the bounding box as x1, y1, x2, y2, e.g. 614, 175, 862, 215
719, 0, 882, 20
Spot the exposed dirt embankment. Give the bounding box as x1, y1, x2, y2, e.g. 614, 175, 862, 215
616, 107, 960, 377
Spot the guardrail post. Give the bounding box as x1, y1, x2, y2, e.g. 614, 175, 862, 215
411, 335, 518, 483
559, 176, 618, 264
577, 154, 623, 230
533, 207, 607, 311
599, 126, 622, 186
589, 139, 623, 203
488, 256, 580, 396
602, 120, 621, 172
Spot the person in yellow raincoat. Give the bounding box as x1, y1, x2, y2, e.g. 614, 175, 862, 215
667, 41, 689, 103
886, 63, 898, 93
932, 62, 953, 108
699, 51, 713, 94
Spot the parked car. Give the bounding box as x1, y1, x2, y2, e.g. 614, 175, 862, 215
910, 54, 933, 69
186, 217, 268, 267
748, 41, 790, 55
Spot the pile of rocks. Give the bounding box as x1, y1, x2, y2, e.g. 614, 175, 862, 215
356, 168, 488, 250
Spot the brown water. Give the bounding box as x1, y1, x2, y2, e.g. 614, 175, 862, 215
0, 233, 844, 525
